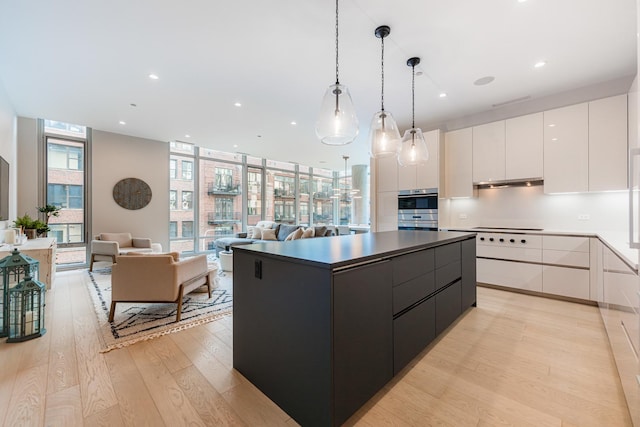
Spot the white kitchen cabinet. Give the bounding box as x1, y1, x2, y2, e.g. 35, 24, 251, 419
444, 128, 474, 198
472, 121, 505, 183
543, 103, 589, 193
505, 112, 543, 180
398, 129, 440, 191
589, 94, 628, 192
541, 235, 591, 300
376, 155, 398, 193
542, 265, 590, 300
477, 258, 543, 292
376, 191, 398, 232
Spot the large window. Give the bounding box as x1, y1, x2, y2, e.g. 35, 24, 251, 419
169, 190, 177, 210
182, 191, 193, 210
43, 121, 89, 266
182, 221, 194, 238
170, 159, 177, 179
182, 160, 193, 180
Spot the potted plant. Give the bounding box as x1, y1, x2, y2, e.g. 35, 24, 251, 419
37, 204, 61, 226
13, 213, 37, 239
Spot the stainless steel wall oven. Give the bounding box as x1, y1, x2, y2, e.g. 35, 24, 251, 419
398, 188, 438, 230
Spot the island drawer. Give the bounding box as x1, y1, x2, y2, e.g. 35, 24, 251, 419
393, 297, 435, 375
392, 248, 434, 285
435, 260, 461, 291
435, 242, 461, 269
393, 272, 435, 315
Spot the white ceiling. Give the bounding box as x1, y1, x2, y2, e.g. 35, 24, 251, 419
0, 0, 636, 171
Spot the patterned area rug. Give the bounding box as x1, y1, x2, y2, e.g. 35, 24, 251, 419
87, 266, 232, 353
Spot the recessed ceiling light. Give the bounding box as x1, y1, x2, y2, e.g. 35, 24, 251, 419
119, 121, 126, 125
185, 134, 191, 138
548, 123, 556, 127
518, 0, 527, 3
130, 103, 137, 107
291, 121, 297, 125
148, 74, 159, 80
233, 144, 238, 148
551, 138, 558, 141
439, 93, 447, 98
234, 102, 242, 107
474, 76, 495, 86
534, 61, 547, 68
415, 71, 423, 77
319, 161, 327, 164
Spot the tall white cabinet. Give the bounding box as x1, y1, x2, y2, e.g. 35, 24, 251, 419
588, 94, 628, 191
398, 129, 441, 190
505, 112, 544, 180
374, 155, 399, 232
472, 121, 505, 183
543, 103, 589, 193
444, 128, 473, 198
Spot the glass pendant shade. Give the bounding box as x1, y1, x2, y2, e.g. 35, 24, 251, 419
398, 127, 429, 166
369, 110, 401, 157
316, 83, 359, 145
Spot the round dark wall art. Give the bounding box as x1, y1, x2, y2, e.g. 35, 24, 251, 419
112, 178, 152, 210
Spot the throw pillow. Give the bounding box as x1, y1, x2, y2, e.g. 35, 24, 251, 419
285, 227, 304, 241
301, 227, 314, 239
251, 226, 263, 239
278, 224, 299, 241
313, 226, 327, 238
261, 228, 278, 241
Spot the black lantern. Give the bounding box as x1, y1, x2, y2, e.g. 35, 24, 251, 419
0, 249, 39, 338
7, 275, 46, 342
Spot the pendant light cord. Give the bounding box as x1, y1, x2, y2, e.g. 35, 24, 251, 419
335, 0, 339, 85
411, 63, 416, 129
380, 34, 385, 112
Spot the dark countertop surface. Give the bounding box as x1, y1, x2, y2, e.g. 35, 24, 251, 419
233, 230, 476, 269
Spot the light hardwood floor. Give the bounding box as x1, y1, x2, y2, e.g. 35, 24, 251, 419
0, 269, 632, 426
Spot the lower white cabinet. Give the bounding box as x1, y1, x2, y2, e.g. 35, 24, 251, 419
477, 258, 542, 292
542, 265, 590, 300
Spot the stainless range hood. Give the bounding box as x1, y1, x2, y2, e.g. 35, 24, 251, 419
474, 178, 543, 190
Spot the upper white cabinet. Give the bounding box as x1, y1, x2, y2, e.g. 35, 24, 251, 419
398, 129, 441, 191
589, 94, 628, 191
543, 103, 589, 194
376, 155, 398, 193
472, 121, 505, 183
445, 128, 474, 198
505, 112, 543, 180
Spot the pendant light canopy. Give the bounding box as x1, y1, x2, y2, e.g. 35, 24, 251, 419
398, 57, 429, 167
316, 0, 359, 146
369, 25, 401, 158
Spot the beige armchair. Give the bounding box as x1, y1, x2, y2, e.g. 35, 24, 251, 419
109, 253, 213, 322
90, 232, 154, 271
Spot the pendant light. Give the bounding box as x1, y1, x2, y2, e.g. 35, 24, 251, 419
315, 0, 359, 146
369, 25, 401, 158
398, 57, 429, 166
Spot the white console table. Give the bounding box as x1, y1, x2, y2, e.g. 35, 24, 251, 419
0, 238, 57, 289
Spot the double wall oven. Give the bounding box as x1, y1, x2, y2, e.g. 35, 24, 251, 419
397, 188, 438, 230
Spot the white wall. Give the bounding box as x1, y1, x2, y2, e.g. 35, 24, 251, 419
92, 130, 169, 251
0, 78, 17, 221
440, 186, 627, 232
16, 117, 38, 219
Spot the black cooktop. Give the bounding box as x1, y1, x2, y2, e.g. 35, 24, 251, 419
473, 226, 544, 231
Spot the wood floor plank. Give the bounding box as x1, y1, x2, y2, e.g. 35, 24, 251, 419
128, 339, 206, 427
221, 379, 295, 426
44, 384, 83, 427
103, 347, 165, 427
149, 334, 193, 374
70, 274, 118, 418
3, 364, 48, 426
83, 404, 126, 427
0, 337, 26, 425
47, 284, 79, 395
185, 322, 234, 369
173, 364, 247, 426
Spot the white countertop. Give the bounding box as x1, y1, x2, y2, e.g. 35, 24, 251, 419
440, 227, 639, 271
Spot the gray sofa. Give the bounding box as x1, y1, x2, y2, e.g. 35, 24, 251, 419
213, 221, 336, 256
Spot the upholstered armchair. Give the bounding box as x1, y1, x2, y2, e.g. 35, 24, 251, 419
90, 232, 154, 271
109, 253, 213, 322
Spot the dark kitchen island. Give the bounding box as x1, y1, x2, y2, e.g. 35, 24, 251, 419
232, 230, 477, 426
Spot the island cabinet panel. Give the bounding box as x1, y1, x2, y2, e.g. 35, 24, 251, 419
393, 297, 435, 374
333, 261, 393, 425
436, 280, 463, 335
461, 238, 477, 308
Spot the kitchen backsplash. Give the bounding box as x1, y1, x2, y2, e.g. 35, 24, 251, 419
440, 185, 628, 232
